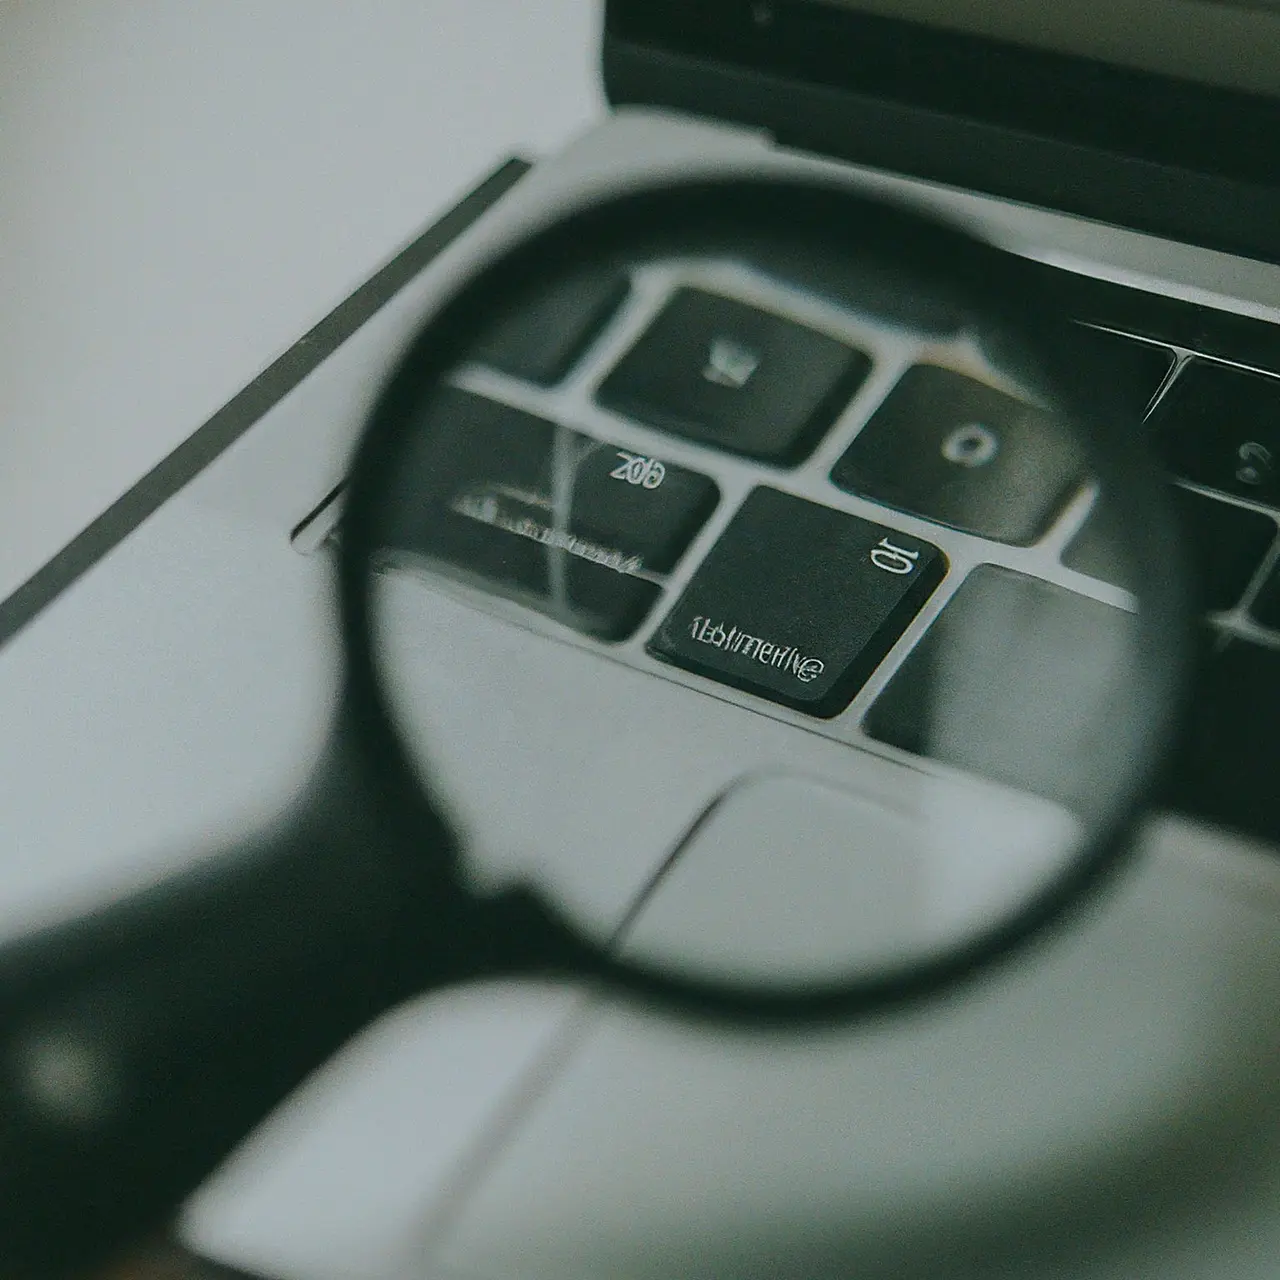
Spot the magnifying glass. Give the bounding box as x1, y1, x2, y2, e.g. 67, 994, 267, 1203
0, 177, 1191, 1276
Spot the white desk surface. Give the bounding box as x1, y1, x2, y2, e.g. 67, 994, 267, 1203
7, 29, 1280, 1280
0, 1, 602, 605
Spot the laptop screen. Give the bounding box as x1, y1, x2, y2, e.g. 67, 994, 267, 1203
832, 1, 1280, 96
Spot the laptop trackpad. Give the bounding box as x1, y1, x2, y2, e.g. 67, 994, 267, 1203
620, 772, 1074, 986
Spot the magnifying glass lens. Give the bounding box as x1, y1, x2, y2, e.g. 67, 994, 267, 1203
358, 182, 1184, 1005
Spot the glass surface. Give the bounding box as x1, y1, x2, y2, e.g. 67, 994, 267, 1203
361, 206, 1173, 996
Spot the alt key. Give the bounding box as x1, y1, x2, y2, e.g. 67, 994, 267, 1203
648, 488, 946, 717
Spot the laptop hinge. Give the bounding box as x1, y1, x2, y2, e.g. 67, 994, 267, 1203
603, 7, 1280, 267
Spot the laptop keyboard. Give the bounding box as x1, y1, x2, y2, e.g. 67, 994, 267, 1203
300, 254, 1280, 852
1042, 273, 1280, 848
829, 362, 1085, 543
647, 487, 945, 717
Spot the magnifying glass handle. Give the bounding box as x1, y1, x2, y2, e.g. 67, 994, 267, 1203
0, 763, 454, 1277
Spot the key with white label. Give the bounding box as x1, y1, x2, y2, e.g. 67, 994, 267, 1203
647, 488, 946, 717
1153, 358, 1280, 503
381, 387, 718, 640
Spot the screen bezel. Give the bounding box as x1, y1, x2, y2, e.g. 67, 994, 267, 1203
821, 0, 1280, 100
603, 0, 1280, 264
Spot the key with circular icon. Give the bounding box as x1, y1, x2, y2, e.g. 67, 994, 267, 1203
939, 421, 1001, 468
830, 364, 1086, 543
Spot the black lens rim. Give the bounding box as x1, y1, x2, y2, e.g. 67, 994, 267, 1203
337, 174, 1193, 1024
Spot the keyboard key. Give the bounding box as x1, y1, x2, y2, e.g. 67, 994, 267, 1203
647, 488, 945, 717
1171, 488, 1274, 612
1153, 359, 1280, 503
1069, 326, 1174, 420
1161, 637, 1280, 848
473, 267, 629, 385
1058, 493, 1133, 589
830, 365, 1085, 544
381, 388, 716, 639
1063, 486, 1274, 611
597, 288, 871, 463
865, 566, 1133, 805
569, 443, 719, 574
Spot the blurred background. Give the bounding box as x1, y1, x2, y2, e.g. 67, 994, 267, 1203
0, 1, 601, 603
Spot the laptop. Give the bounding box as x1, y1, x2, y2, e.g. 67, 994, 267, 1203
4, 3, 1280, 1278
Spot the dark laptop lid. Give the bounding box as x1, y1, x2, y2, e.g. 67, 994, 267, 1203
603, 0, 1280, 263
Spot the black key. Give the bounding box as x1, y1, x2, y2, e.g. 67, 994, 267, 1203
597, 288, 871, 464
569, 444, 718, 574
647, 488, 945, 717
830, 365, 1085, 544
733, 241, 965, 337
1170, 488, 1273, 612
473, 268, 629, 385
1069, 326, 1174, 420
381, 388, 717, 640
1251, 565, 1280, 630
382, 390, 551, 597
1153, 359, 1280, 503
1063, 486, 1274, 611
1161, 637, 1280, 849
866, 566, 1133, 806
1058, 493, 1135, 590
